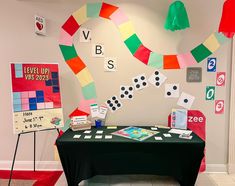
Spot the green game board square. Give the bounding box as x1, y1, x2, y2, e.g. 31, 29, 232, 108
87, 2, 102, 18
82, 82, 97, 100
191, 44, 212, 63
124, 34, 142, 55
214, 32, 230, 45
59, 44, 78, 61
147, 52, 163, 68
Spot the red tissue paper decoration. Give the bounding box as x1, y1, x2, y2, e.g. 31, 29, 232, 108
218, 0, 235, 38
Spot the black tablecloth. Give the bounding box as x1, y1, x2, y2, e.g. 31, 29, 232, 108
56, 126, 205, 186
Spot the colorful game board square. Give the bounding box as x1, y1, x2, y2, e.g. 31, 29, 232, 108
52, 79, 58, 86
21, 92, 29, 98
59, 44, 78, 61
110, 9, 129, 26
72, 5, 89, 25
124, 34, 142, 55
163, 55, 180, 69
28, 91, 36, 98
14, 99, 21, 105
53, 86, 60, 93
36, 90, 44, 97
214, 32, 230, 45
29, 103, 37, 110
99, 2, 119, 19
147, 52, 163, 68
45, 102, 54, 109
29, 98, 37, 104
37, 97, 44, 103
22, 104, 29, 111
203, 33, 220, 53
177, 53, 197, 69
66, 56, 86, 75
118, 21, 135, 40
76, 67, 94, 87
45, 79, 52, 86
62, 15, 80, 36
87, 2, 102, 18
14, 64, 22, 70
13, 92, 21, 99
15, 70, 23, 78
191, 44, 212, 63
52, 72, 58, 79
37, 102, 45, 109
81, 82, 97, 100
133, 45, 151, 65
21, 98, 29, 104
14, 104, 22, 112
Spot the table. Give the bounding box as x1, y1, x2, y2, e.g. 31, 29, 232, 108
56, 126, 205, 186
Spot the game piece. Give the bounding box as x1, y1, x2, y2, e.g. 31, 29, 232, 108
148, 70, 167, 88
105, 135, 112, 139
120, 86, 134, 99
165, 84, 179, 98
177, 92, 195, 109
106, 95, 122, 112
132, 74, 148, 90
73, 135, 81, 139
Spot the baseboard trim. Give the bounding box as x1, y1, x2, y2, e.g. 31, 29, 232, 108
0, 161, 62, 170
206, 164, 227, 173
228, 164, 235, 174
0, 161, 227, 173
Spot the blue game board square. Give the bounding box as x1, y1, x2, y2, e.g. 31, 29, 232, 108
29, 104, 37, 110
13, 92, 21, 99
14, 64, 22, 70
15, 70, 23, 78
52, 79, 58, 86
51, 72, 58, 79
45, 79, 52, 86
53, 86, 60, 93
14, 104, 22, 112
29, 98, 37, 104
37, 97, 44, 103
36, 90, 44, 97
14, 99, 21, 105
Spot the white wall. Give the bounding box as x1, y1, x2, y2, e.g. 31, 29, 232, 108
0, 0, 231, 170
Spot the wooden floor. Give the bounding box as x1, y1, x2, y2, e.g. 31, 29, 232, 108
2, 173, 235, 186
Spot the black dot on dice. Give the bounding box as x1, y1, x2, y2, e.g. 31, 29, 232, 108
136, 84, 140, 89
167, 92, 171, 96
143, 82, 147, 86
107, 100, 111, 104
121, 87, 125, 91
124, 91, 128, 95
112, 96, 116, 100
155, 71, 159, 75
129, 87, 133, 91
109, 103, 113, 107
184, 99, 188, 103
117, 103, 121, 107
155, 82, 160, 86
134, 78, 138, 83
173, 86, 177, 90
141, 76, 145, 80
112, 107, 116, 111
128, 95, 133, 99
155, 77, 160, 81
120, 94, 124, 98
115, 100, 119, 104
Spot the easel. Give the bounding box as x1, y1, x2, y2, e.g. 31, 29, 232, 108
8, 128, 60, 186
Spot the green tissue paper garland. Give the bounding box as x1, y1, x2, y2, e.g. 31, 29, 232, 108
164, 1, 190, 31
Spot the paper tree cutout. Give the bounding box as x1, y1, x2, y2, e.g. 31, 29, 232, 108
164, 1, 190, 31
218, 0, 235, 38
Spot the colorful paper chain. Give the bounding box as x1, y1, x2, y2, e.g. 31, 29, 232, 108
59, 2, 230, 101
